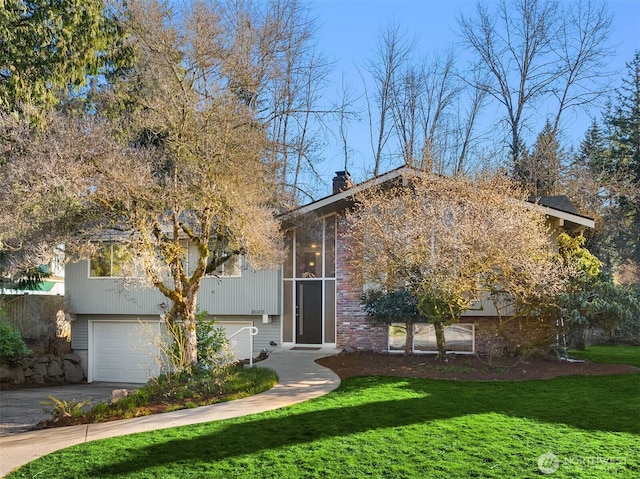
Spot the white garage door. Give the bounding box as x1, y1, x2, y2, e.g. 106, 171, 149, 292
91, 321, 161, 383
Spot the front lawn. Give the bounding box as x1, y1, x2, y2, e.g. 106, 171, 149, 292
569, 344, 640, 368
9, 372, 640, 478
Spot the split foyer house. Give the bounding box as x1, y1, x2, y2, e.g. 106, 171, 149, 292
65, 167, 595, 383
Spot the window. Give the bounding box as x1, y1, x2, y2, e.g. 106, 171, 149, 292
211, 254, 242, 277
295, 221, 323, 278
286, 215, 335, 280
388, 323, 475, 354
324, 216, 335, 278
89, 244, 131, 277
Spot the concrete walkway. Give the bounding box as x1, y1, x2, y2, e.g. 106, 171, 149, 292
0, 348, 341, 478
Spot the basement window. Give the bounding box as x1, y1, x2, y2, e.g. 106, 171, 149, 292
389, 323, 475, 354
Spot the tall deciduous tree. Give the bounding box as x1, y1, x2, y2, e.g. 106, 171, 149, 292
458, 0, 613, 167
363, 24, 485, 177
345, 171, 566, 359
365, 22, 414, 177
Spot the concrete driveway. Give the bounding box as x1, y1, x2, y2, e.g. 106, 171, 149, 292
0, 382, 140, 437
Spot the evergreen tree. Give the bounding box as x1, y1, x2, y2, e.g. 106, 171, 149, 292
515, 120, 564, 196
609, 52, 640, 180
0, 0, 129, 116
607, 52, 640, 266
568, 52, 640, 277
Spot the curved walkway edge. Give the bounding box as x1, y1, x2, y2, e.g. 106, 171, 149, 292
0, 348, 342, 478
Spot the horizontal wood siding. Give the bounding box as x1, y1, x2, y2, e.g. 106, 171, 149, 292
211, 316, 281, 356
71, 317, 88, 350
66, 261, 281, 316
197, 269, 281, 315
252, 318, 281, 352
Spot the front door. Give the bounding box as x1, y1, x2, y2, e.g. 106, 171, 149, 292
296, 281, 322, 344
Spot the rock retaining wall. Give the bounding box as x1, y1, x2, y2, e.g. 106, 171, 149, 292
0, 353, 86, 385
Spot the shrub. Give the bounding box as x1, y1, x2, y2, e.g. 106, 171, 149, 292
41, 395, 91, 420
164, 311, 233, 376
196, 313, 230, 371
0, 312, 32, 365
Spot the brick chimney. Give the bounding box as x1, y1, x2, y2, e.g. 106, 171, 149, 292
332, 171, 354, 194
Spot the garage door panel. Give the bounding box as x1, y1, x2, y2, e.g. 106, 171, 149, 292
92, 321, 160, 383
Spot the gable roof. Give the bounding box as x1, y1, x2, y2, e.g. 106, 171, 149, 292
285, 166, 407, 219
286, 166, 595, 231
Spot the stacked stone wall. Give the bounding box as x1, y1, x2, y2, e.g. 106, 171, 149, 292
0, 353, 86, 386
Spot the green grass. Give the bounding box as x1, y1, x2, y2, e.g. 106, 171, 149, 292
8, 372, 639, 478
569, 344, 640, 368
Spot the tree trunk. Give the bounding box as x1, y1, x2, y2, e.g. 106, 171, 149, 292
404, 319, 414, 356
575, 324, 589, 350
183, 301, 198, 371
434, 320, 447, 360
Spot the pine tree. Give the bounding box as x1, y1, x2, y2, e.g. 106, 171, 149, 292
608, 52, 640, 266
609, 52, 640, 180
571, 52, 640, 276
515, 120, 564, 196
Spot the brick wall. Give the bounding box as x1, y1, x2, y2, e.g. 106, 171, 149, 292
469, 316, 557, 355
335, 214, 388, 352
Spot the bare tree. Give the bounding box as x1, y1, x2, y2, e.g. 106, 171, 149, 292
458, 0, 561, 166
390, 63, 424, 168
366, 21, 414, 176
552, 0, 613, 133
345, 171, 567, 359
458, 0, 612, 169
247, 0, 332, 205
364, 26, 484, 176
334, 76, 361, 172
452, 71, 489, 175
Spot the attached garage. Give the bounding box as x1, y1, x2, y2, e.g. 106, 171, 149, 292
88, 319, 256, 383
89, 321, 161, 383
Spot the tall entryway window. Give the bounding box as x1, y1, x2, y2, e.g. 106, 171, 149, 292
283, 215, 336, 346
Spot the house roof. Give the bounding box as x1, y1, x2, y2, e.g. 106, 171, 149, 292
528, 195, 578, 214
283, 166, 407, 220
285, 166, 595, 231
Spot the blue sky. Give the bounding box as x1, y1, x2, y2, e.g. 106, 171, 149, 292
307, 0, 640, 192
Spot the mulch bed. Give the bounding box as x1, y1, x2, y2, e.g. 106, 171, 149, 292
315, 351, 640, 381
